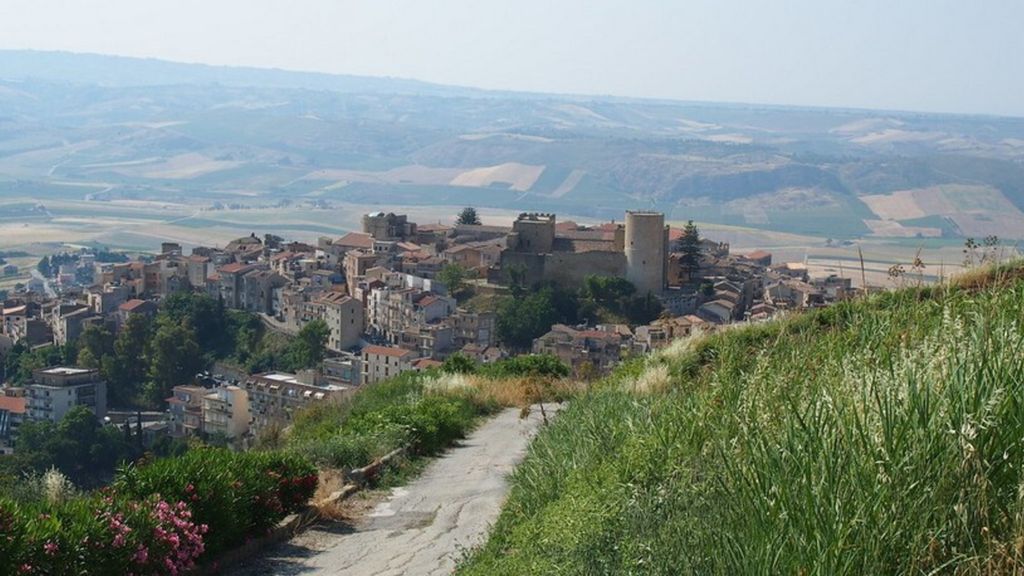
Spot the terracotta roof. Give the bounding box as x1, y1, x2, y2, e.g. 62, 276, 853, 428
337, 232, 374, 249
362, 345, 416, 358
576, 330, 620, 341
119, 299, 154, 312
416, 295, 440, 307
412, 358, 443, 369
745, 250, 772, 260
0, 396, 27, 414
317, 292, 353, 306
668, 227, 685, 242
219, 262, 255, 274
595, 222, 622, 232
270, 251, 297, 261
188, 255, 210, 263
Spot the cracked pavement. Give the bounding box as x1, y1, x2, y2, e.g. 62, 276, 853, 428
226, 406, 553, 576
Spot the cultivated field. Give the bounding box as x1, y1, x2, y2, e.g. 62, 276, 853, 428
449, 163, 546, 191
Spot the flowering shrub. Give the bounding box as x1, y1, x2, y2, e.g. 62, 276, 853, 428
0, 495, 206, 575
114, 448, 317, 558
0, 449, 317, 575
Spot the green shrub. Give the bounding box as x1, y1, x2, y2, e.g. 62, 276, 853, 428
287, 371, 483, 469
0, 493, 207, 575
480, 354, 570, 379
113, 448, 316, 558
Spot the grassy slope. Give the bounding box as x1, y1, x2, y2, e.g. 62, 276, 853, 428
460, 266, 1024, 575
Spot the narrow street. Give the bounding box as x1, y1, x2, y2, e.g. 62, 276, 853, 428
227, 406, 554, 576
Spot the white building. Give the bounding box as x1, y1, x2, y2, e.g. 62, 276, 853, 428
201, 385, 250, 439
26, 367, 107, 423
361, 345, 418, 385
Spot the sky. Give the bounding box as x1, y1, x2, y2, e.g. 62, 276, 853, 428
0, 0, 1022, 116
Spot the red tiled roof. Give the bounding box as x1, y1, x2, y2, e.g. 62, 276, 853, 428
337, 232, 374, 249
219, 262, 255, 274
745, 250, 772, 260
417, 295, 440, 307
668, 227, 684, 242
576, 330, 619, 341
317, 292, 353, 306
118, 299, 153, 312
0, 396, 27, 414
362, 345, 416, 358
412, 358, 443, 369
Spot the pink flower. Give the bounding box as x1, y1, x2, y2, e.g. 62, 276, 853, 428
134, 545, 149, 564
43, 541, 59, 556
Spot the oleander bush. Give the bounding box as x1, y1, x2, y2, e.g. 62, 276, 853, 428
0, 493, 206, 575
0, 448, 317, 575
113, 448, 317, 558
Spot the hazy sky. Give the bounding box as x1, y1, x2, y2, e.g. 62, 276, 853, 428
1, 0, 1022, 116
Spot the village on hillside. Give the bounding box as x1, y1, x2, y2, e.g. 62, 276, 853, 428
0, 208, 856, 453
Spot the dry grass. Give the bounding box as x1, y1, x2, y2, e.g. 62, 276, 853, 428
423, 372, 582, 409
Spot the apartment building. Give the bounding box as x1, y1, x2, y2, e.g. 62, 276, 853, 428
201, 385, 250, 439
25, 367, 107, 423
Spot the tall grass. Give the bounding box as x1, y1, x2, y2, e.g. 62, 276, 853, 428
459, 266, 1024, 575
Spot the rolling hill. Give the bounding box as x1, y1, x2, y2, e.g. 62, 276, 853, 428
2, 50, 1024, 242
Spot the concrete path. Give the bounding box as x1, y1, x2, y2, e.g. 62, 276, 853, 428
227, 406, 553, 576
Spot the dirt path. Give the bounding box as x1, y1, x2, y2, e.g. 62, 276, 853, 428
225, 406, 553, 576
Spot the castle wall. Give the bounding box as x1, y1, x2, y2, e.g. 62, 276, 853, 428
498, 251, 626, 288
544, 251, 626, 286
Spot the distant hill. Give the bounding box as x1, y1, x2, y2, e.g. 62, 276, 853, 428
2, 50, 1024, 240
0, 49, 478, 96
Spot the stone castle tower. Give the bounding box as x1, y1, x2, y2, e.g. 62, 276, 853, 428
624, 211, 668, 295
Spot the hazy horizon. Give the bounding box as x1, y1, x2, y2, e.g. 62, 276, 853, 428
1, 0, 1022, 117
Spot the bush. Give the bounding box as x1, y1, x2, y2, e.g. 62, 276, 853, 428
0, 494, 206, 575
287, 371, 483, 469
480, 354, 570, 379
113, 448, 316, 559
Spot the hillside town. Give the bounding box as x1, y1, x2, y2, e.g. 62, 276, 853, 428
0, 209, 855, 452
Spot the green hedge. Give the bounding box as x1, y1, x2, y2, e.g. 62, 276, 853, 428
0, 449, 317, 575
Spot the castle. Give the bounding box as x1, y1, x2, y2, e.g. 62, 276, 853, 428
492, 211, 669, 294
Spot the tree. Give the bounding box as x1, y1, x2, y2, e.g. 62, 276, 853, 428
36, 256, 52, 277
76, 325, 114, 369
497, 289, 559, 351
286, 319, 329, 370
160, 291, 230, 355
441, 353, 478, 375
106, 314, 152, 407
678, 220, 701, 281
506, 264, 528, 296
13, 406, 134, 487
145, 319, 203, 405
456, 207, 481, 226
438, 264, 474, 300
